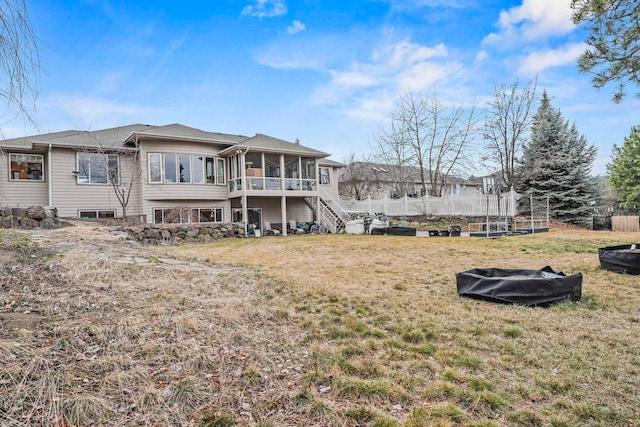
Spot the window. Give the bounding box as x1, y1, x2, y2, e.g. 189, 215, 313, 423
78, 210, 116, 220
154, 207, 223, 224
164, 154, 177, 183
77, 153, 118, 184
179, 154, 191, 183
149, 153, 222, 185
10, 153, 44, 181
217, 158, 226, 185
149, 154, 162, 183
205, 157, 215, 183
192, 156, 204, 184
191, 208, 223, 223
319, 167, 331, 185
301, 157, 316, 179
154, 207, 188, 224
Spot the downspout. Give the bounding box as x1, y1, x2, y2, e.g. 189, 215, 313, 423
48, 144, 53, 206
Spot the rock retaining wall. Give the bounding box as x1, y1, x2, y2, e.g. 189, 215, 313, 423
120, 223, 248, 245
1, 206, 59, 229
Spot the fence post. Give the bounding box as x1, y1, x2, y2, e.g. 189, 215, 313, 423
368, 196, 372, 215
546, 195, 550, 228
404, 194, 408, 216
383, 194, 388, 214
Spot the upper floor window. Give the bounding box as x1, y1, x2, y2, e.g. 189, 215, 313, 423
77, 153, 118, 184
10, 153, 44, 181
301, 157, 316, 179
148, 153, 225, 185
319, 167, 331, 185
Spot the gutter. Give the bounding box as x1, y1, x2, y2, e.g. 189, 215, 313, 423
48, 144, 53, 206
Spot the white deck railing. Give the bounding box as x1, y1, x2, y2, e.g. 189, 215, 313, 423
339, 190, 519, 217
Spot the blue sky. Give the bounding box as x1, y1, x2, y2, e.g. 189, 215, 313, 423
6, 0, 639, 175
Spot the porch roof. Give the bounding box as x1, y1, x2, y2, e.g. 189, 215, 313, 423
219, 133, 329, 157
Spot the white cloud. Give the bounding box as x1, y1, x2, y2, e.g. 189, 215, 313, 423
518, 42, 586, 74
242, 0, 287, 18
314, 39, 461, 121
287, 20, 306, 35
475, 50, 488, 63
483, 0, 575, 46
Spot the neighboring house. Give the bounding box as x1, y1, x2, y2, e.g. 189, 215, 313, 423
0, 123, 346, 236
339, 161, 483, 201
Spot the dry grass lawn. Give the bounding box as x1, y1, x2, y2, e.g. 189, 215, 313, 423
1, 224, 639, 426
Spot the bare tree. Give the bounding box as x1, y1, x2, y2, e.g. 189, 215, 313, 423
376, 90, 478, 197
483, 78, 537, 189
390, 90, 428, 196
338, 153, 384, 200
80, 132, 142, 219
0, 0, 40, 123
370, 118, 414, 197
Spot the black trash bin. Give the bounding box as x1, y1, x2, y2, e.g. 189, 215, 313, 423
449, 225, 462, 237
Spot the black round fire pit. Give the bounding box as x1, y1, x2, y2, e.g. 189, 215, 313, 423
456, 266, 582, 306
598, 244, 640, 275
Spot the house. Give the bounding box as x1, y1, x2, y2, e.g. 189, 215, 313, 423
339, 161, 483, 201
0, 123, 346, 236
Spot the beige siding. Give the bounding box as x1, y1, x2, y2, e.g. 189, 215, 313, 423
50, 148, 142, 218
0, 150, 49, 207
286, 198, 313, 224
319, 166, 341, 202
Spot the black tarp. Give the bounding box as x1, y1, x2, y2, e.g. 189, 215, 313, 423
598, 244, 640, 275
456, 266, 582, 306
371, 226, 417, 236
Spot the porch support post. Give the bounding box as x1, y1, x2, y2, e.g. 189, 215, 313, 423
281, 195, 287, 236
280, 154, 285, 191
240, 151, 248, 236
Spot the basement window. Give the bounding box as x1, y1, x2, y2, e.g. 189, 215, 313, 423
78, 210, 116, 220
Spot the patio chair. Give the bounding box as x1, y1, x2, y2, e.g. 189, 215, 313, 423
264, 221, 281, 236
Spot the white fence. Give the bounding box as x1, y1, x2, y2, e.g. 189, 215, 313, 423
339, 190, 519, 217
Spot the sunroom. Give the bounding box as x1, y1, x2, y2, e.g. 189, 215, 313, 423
219, 134, 330, 236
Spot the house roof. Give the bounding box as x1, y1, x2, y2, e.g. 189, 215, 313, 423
319, 158, 345, 167
219, 133, 329, 157
1, 130, 85, 148
1, 124, 154, 151
126, 123, 247, 145
1, 124, 331, 159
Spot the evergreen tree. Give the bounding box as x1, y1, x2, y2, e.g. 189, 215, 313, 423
517, 91, 598, 226
608, 126, 640, 213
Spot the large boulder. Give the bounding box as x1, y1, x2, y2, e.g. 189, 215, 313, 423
26, 206, 46, 220
40, 218, 57, 229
